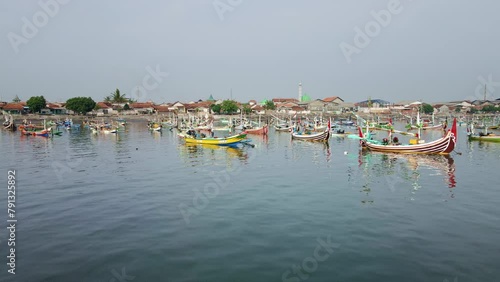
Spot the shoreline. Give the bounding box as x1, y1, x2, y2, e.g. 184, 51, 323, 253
1, 112, 491, 125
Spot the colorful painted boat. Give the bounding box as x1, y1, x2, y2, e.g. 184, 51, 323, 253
148, 122, 162, 132
361, 118, 457, 154
180, 132, 247, 145
292, 121, 330, 142
244, 125, 268, 135
21, 128, 51, 137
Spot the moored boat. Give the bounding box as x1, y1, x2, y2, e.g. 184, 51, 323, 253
180, 131, 247, 145
292, 121, 330, 142
244, 124, 269, 135
361, 118, 457, 154
467, 123, 500, 142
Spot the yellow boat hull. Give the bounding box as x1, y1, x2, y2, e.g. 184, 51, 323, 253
183, 133, 247, 145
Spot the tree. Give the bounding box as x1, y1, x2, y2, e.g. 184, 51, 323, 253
210, 104, 221, 114
27, 95, 47, 113
468, 107, 478, 114
455, 106, 462, 113
421, 103, 434, 114
123, 103, 130, 110
12, 95, 21, 103
220, 100, 238, 114
106, 88, 128, 103
242, 104, 252, 114
264, 100, 276, 110
65, 97, 96, 115
482, 105, 498, 112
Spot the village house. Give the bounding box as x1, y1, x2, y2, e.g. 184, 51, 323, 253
2, 102, 27, 115
169, 102, 186, 113
308, 99, 341, 113
251, 105, 265, 115
129, 102, 155, 114
46, 103, 67, 115
95, 102, 114, 116
185, 101, 213, 116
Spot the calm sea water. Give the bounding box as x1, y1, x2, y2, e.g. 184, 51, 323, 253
0, 122, 499, 282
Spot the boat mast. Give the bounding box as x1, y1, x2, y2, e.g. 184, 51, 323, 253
417, 109, 421, 140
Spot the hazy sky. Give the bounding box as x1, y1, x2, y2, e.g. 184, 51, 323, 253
2, 0, 500, 104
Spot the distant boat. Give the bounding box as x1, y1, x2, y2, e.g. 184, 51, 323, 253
244, 125, 268, 135
274, 124, 291, 132
3, 115, 16, 131
467, 123, 500, 142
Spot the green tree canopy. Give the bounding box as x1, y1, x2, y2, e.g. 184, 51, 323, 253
468, 107, 478, 114
65, 97, 96, 115
482, 105, 499, 112
123, 103, 130, 110
106, 88, 128, 103
27, 95, 47, 113
12, 95, 21, 103
264, 100, 276, 110
242, 104, 252, 114
221, 100, 238, 114
210, 104, 221, 114
420, 103, 434, 114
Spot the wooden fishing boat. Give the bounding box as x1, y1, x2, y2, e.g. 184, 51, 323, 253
467, 123, 500, 142
468, 133, 500, 142
330, 128, 353, 137
21, 127, 51, 137
3, 116, 16, 131
244, 124, 268, 135
180, 132, 247, 145
292, 121, 330, 142
274, 124, 291, 132
361, 118, 457, 154
148, 122, 162, 132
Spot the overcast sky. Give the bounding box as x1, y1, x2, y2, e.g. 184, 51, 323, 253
2, 0, 500, 104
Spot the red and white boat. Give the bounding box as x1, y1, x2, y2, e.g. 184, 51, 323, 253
361, 118, 457, 154
244, 124, 268, 135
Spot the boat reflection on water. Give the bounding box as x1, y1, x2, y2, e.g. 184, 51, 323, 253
289, 141, 331, 163
178, 143, 249, 166
356, 151, 456, 201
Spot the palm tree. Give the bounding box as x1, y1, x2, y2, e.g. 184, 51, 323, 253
106, 88, 128, 103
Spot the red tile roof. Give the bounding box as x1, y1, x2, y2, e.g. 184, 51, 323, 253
291, 106, 305, 111
3, 103, 25, 110
153, 106, 172, 112
323, 96, 343, 102
130, 102, 154, 109
97, 102, 112, 109
47, 103, 64, 109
